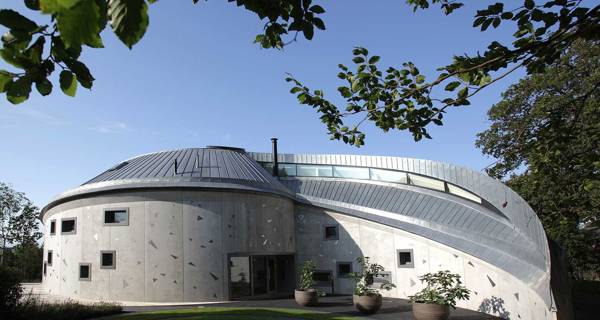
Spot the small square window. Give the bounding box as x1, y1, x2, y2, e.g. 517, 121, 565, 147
324, 225, 339, 241
336, 262, 352, 278
61, 218, 77, 235
47, 250, 53, 266
312, 270, 332, 282
79, 263, 91, 281
397, 249, 414, 268
104, 208, 129, 226
49, 220, 56, 235
100, 251, 116, 269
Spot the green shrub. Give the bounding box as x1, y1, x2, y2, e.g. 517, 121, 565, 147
0, 265, 23, 311
409, 270, 470, 309
12, 294, 123, 320
298, 260, 318, 291
351, 256, 395, 297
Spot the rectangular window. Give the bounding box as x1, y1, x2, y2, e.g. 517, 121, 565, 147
337, 262, 352, 278
79, 263, 91, 281
104, 208, 129, 226
47, 250, 53, 266
43, 262, 47, 276
278, 163, 297, 177
397, 249, 414, 268
447, 184, 482, 203
333, 166, 370, 180
61, 218, 77, 235
324, 225, 339, 241
370, 168, 408, 184
408, 174, 446, 191
100, 251, 116, 269
312, 270, 332, 282
296, 165, 333, 177
49, 220, 56, 235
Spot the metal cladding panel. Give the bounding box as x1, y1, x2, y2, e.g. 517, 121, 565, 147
247, 152, 548, 253
247, 151, 551, 306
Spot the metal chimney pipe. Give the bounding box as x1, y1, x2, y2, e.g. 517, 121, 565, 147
271, 138, 279, 177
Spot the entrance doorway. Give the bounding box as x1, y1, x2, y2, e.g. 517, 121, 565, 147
228, 254, 294, 299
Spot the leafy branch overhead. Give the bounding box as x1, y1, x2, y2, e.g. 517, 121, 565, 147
287, 0, 599, 146
1, 1, 599, 149
0, 0, 327, 104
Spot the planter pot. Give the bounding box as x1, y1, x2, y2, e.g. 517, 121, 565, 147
353, 294, 382, 314
295, 289, 318, 307
412, 302, 450, 320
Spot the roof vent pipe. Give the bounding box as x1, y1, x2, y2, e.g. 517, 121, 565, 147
271, 138, 279, 177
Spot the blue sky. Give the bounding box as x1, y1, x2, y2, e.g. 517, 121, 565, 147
1, 0, 524, 207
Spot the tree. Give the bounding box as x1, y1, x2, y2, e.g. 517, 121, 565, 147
1, 1, 599, 146
475, 40, 600, 279
0, 182, 41, 266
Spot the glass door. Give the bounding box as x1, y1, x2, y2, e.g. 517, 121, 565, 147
229, 256, 251, 298
229, 254, 294, 299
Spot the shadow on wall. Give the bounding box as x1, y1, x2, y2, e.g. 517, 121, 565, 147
295, 205, 366, 295
478, 296, 510, 319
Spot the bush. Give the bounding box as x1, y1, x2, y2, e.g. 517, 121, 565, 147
409, 270, 470, 309
0, 265, 23, 312
12, 294, 123, 320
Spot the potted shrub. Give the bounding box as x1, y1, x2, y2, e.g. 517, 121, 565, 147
409, 270, 470, 320
350, 257, 396, 314
294, 260, 323, 306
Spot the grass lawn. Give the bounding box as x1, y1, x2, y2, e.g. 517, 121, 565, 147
102, 307, 361, 320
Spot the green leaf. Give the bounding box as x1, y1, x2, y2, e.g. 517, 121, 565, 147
0, 9, 38, 32
309, 5, 325, 14
59, 70, 77, 96
481, 18, 493, 31
6, 76, 32, 104
0, 70, 13, 92
368, 56, 380, 64
492, 17, 501, 28
58, 0, 82, 9
108, 0, 149, 48
66, 60, 94, 89
302, 21, 314, 40
444, 81, 461, 91
25, 0, 42, 11
56, 0, 102, 48
35, 78, 53, 96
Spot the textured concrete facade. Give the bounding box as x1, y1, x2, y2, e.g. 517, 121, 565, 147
295, 206, 553, 320
40, 147, 557, 319
42, 190, 294, 302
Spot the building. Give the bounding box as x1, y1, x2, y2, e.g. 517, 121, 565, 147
41, 144, 556, 319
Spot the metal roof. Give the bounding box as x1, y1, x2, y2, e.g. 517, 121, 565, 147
42, 147, 293, 214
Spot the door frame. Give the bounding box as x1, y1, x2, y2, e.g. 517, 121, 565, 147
227, 252, 294, 300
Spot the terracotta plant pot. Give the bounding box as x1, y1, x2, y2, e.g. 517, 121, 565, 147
412, 302, 450, 320
353, 294, 382, 314
295, 289, 318, 307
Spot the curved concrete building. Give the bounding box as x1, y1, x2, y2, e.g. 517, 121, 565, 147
41, 146, 556, 320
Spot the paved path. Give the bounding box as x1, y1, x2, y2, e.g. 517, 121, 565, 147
23, 283, 498, 319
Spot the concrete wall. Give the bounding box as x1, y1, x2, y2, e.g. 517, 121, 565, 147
41, 190, 295, 302
295, 205, 556, 320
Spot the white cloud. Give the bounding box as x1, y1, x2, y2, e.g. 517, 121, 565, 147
93, 121, 133, 134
